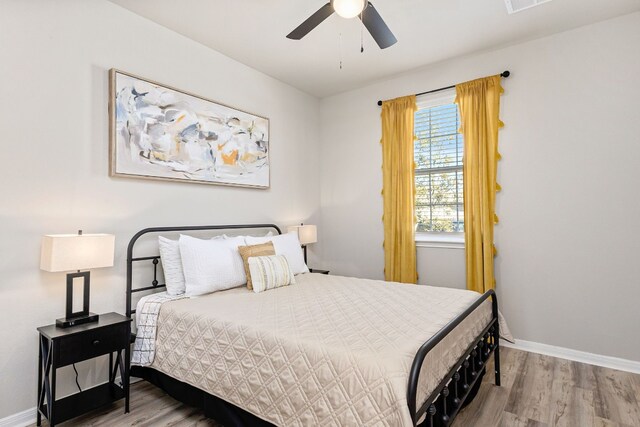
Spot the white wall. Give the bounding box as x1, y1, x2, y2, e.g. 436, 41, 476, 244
1, 0, 639, 421
0, 0, 321, 418
416, 246, 465, 290
319, 13, 640, 362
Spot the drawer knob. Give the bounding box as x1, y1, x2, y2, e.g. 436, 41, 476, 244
93, 340, 100, 346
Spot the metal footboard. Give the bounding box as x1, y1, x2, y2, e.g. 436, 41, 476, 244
407, 290, 500, 426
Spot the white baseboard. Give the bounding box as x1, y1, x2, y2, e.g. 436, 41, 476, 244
502, 338, 640, 374
0, 407, 36, 427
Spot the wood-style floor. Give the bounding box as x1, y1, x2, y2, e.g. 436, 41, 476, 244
38, 347, 640, 427
452, 347, 640, 427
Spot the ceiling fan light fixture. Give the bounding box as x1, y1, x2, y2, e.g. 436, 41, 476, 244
332, 0, 366, 19
287, 1, 395, 49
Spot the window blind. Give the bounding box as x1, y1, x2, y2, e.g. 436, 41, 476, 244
414, 103, 464, 232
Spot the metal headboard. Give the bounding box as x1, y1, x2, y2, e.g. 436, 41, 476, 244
126, 224, 282, 319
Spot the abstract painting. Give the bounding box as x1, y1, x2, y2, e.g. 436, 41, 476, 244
109, 69, 270, 188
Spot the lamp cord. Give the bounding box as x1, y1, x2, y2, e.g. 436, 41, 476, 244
72, 363, 82, 392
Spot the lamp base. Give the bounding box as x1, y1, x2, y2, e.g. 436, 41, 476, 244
56, 312, 99, 328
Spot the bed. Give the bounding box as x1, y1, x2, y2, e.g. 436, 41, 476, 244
126, 224, 501, 427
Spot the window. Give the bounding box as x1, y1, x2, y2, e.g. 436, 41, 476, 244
414, 91, 464, 235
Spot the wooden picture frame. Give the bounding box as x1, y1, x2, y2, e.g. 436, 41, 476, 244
109, 69, 270, 189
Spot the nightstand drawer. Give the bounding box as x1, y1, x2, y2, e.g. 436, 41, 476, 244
56, 324, 127, 366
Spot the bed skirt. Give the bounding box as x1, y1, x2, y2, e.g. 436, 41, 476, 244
131, 366, 274, 427
131, 365, 484, 427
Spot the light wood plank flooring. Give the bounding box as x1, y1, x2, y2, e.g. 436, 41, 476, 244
452, 348, 640, 427
37, 348, 640, 427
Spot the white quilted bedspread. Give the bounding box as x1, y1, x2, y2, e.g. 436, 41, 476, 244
149, 274, 491, 426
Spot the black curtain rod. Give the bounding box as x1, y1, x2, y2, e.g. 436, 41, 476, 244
376, 70, 510, 106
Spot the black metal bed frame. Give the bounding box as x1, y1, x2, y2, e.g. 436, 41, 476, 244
125, 224, 283, 319
126, 224, 500, 427
409, 290, 500, 426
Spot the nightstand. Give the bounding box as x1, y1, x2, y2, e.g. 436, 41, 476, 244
36, 312, 131, 427
309, 268, 330, 275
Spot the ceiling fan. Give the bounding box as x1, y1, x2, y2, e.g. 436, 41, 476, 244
287, 0, 397, 49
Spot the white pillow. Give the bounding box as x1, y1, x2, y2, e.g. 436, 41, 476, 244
245, 232, 309, 275
179, 235, 247, 296
158, 236, 186, 296
248, 255, 296, 293
224, 231, 273, 244
157, 235, 224, 296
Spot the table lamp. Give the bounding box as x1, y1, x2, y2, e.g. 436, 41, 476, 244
40, 230, 115, 328
287, 224, 317, 264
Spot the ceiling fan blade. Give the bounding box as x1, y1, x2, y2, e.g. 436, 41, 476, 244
287, 3, 334, 40
360, 2, 397, 49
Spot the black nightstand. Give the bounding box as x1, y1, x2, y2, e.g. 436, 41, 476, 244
36, 312, 132, 427
309, 268, 330, 275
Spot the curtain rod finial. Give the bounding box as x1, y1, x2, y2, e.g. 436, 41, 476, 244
377, 100, 383, 106
501, 70, 510, 78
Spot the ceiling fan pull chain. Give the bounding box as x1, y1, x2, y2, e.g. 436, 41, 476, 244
360, 8, 364, 53
339, 32, 343, 70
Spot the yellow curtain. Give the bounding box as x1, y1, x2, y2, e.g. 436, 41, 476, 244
455, 75, 504, 293
381, 95, 418, 283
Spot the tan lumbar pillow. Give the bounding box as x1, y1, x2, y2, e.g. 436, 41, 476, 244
238, 242, 276, 290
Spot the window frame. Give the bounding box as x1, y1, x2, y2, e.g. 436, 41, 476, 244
414, 89, 464, 248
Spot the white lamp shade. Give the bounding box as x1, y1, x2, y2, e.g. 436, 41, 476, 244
40, 234, 115, 272
332, 0, 366, 18
287, 225, 317, 245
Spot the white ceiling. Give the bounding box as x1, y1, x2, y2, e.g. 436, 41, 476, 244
108, 0, 640, 97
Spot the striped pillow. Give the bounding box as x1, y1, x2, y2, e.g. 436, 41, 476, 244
248, 255, 296, 293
